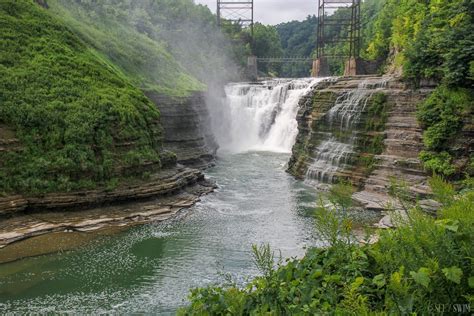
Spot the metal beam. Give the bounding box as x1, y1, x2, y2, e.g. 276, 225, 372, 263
217, 0, 254, 36
316, 0, 361, 59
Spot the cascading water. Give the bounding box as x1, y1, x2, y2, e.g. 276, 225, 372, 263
305, 77, 389, 186
213, 78, 326, 153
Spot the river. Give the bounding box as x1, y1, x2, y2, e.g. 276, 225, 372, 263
0, 79, 324, 313
0, 151, 320, 313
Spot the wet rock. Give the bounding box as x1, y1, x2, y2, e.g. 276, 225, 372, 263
145, 91, 218, 169
289, 76, 433, 211
0, 177, 215, 248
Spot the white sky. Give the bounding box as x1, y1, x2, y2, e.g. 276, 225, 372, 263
193, 0, 317, 25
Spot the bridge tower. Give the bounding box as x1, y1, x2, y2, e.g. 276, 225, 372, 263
217, 0, 256, 79
217, 0, 254, 36
313, 0, 361, 77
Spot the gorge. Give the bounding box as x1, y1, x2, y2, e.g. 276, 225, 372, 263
1, 0, 472, 313
0, 76, 435, 312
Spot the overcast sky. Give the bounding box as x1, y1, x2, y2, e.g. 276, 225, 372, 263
193, 0, 317, 25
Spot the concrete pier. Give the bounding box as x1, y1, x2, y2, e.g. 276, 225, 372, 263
312, 57, 330, 77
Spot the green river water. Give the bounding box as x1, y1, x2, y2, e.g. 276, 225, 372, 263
0, 151, 320, 314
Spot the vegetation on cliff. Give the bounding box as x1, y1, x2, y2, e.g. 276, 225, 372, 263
48, 0, 206, 96
0, 0, 162, 194
181, 179, 474, 315
364, 0, 474, 179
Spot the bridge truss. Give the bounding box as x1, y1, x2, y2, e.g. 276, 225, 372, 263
316, 0, 361, 59
217, 0, 254, 36
256, 57, 313, 63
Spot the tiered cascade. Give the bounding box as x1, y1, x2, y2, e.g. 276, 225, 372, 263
305, 78, 388, 185
215, 78, 325, 153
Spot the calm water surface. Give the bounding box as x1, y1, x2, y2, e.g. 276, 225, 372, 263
0, 151, 320, 314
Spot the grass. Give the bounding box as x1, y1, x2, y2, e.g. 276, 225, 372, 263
0, 0, 163, 194
47, 0, 205, 97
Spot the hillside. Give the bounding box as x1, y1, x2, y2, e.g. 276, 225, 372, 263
47, 0, 244, 95
0, 0, 163, 194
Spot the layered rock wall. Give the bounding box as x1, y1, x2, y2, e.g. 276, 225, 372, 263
0, 93, 218, 217
288, 76, 433, 209
146, 92, 218, 169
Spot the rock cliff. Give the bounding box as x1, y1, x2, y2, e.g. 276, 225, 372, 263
0, 93, 217, 223
288, 76, 434, 210
146, 92, 218, 169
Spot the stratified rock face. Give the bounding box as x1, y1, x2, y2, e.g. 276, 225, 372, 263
0, 170, 216, 250
146, 92, 218, 169
288, 76, 433, 210
0, 165, 215, 217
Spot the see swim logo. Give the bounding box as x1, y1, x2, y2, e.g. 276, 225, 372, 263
429, 303, 471, 314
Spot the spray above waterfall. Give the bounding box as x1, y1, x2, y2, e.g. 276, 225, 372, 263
211, 78, 326, 153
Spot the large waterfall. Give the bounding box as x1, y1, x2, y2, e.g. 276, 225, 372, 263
213, 78, 325, 153
305, 77, 389, 186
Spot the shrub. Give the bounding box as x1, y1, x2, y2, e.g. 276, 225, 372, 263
420, 151, 457, 177
417, 86, 473, 178
180, 178, 474, 315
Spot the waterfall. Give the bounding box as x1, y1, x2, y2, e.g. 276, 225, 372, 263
213, 78, 326, 153
305, 77, 389, 186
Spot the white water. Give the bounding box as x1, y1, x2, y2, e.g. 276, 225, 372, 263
213, 78, 326, 153
305, 77, 389, 186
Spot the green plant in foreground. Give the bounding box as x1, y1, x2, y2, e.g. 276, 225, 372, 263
180, 177, 474, 315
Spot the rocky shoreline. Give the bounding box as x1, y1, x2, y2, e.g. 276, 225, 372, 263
0, 88, 221, 255
0, 165, 216, 252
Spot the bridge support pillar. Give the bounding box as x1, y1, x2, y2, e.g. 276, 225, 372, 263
312, 57, 330, 77
344, 57, 362, 76
247, 55, 258, 81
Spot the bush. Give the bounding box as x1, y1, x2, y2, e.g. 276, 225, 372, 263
420, 151, 457, 177
180, 178, 474, 315
417, 86, 473, 178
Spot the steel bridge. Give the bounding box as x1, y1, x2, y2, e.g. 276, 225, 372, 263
217, 0, 254, 36
216, 0, 363, 77
256, 57, 313, 63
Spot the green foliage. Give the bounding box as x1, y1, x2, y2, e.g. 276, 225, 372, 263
251, 244, 279, 280
0, 0, 162, 194
418, 86, 471, 151
48, 0, 206, 96
251, 23, 283, 76
420, 151, 456, 177
428, 175, 456, 206
417, 86, 473, 177
367, 0, 474, 88
181, 178, 474, 315
276, 15, 317, 77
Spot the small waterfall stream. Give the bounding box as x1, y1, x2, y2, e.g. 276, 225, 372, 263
213, 78, 326, 153
305, 77, 389, 186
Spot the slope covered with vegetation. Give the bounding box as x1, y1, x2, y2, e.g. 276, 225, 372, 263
47, 0, 205, 97
366, 0, 474, 178
47, 0, 252, 95
0, 0, 163, 194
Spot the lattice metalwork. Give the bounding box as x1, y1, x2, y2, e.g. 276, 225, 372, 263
217, 0, 254, 35
316, 0, 361, 59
